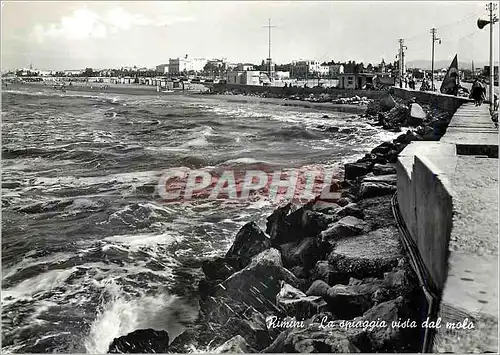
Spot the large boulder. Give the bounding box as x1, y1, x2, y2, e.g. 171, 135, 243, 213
311, 260, 350, 286
325, 281, 385, 319
344, 161, 373, 180
199, 297, 273, 350
225, 221, 271, 269
358, 182, 396, 199
408, 103, 426, 126
266, 203, 293, 245
379, 94, 397, 112
358, 296, 417, 352
362, 174, 397, 186
328, 227, 402, 279
266, 203, 331, 246
213, 248, 301, 315
371, 142, 395, 155
202, 257, 237, 281
372, 163, 397, 176
335, 203, 364, 220
358, 196, 397, 229
214, 335, 256, 353
276, 282, 328, 320
320, 216, 370, 242
262, 323, 363, 353
108, 329, 169, 353
282, 237, 326, 271
306, 280, 331, 297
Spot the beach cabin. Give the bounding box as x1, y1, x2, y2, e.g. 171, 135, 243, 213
339, 73, 376, 89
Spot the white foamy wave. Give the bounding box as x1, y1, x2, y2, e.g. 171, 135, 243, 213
103, 231, 182, 252
2, 268, 75, 304
222, 157, 261, 164
84, 280, 198, 354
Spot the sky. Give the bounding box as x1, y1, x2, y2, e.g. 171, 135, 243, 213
1, 1, 498, 70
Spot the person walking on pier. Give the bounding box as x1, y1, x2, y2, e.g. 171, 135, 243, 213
471, 78, 485, 106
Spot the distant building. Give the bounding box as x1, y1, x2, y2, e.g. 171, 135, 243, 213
292, 60, 322, 78
169, 55, 207, 75
227, 70, 261, 85
328, 64, 344, 77
156, 64, 169, 74
319, 65, 329, 77
191, 57, 208, 72
236, 63, 255, 71
206, 59, 227, 71
169, 56, 191, 75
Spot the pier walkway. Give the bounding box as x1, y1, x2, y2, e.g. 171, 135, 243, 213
396, 103, 498, 353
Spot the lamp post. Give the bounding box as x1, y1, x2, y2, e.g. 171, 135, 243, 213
430, 28, 441, 92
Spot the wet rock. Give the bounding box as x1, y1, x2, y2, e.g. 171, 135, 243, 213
373, 163, 397, 176
320, 216, 370, 242
277, 281, 306, 300
278, 241, 299, 267
306, 280, 331, 297
289, 237, 325, 271
311, 260, 350, 286
202, 257, 237, 281
108, 329, 169, 353
358, 196, 397, 229
379, 94, 397, 111
382, 266, 415, 298
225, 221, 271, 269
358, 182, 396, 199
371, 142, 395, 155
197, 298, 272, 351
344, 161, 373, 180
336, 197, 352, 207
214, 335, 256, 353
328, 227, 402, 279
290, 265, 307, 278
336, 203, 364, 219
266, 203, 293, 245
359, 296, 414, 351
266, 204, 329, 246
325, 281, 385, 319
214, 248, 301, 315
394, 130, 422, 145
262, 323, 362, 353
362, 174, 397, 186
366, 100, 381, 116
276, 282, 328, 320
222, 310, 271, 350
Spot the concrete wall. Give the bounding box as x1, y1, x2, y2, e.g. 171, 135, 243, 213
210, 83, 386, 99
411, 155, 454, 292
396, 141, 457, 294
391, 87, 471, 113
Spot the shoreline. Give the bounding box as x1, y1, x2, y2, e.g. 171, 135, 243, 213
4, 82, 368, 114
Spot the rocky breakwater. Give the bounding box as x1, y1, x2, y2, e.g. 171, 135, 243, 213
106, 93, 453, 353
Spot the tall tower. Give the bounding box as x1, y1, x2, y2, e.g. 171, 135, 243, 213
263, 19, 276, 81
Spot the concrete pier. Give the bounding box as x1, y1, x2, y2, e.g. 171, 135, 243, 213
396, 102, 498, 353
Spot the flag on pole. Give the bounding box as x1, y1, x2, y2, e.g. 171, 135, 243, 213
440, 54, 459, 96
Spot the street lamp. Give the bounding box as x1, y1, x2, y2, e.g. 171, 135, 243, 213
478, 2, 499, 111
